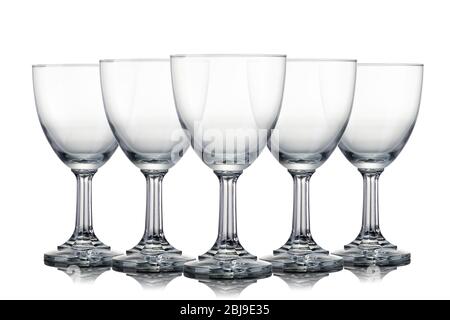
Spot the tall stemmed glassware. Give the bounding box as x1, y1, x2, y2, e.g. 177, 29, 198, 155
334, 63, 423, 267
171, 54, 286, 279
33, 64, 118, 268
100, 59, 192, 273
263, 59, 357, 273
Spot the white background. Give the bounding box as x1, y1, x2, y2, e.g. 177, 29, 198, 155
0, 0, 446, 299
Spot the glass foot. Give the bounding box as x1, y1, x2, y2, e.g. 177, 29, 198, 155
344, 232, 397, 250
44, 247, 119, 268
45, 234, 119, 268
199, 242, 257, 260
264, 236, 343, 273
262, 251, 343, 273
126, 238, 182, 255
184, 256, 272, 280
112, 251, 193, 273
57, 236, 109, 250
273, 238, 328, 255
334, 246, 410, 267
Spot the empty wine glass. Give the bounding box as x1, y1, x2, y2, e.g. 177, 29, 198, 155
263, 59, 357, 273
100, 59, 192, 273
33, 64, 119, 268
334, 63, 423, 266
171, 54, 286, 279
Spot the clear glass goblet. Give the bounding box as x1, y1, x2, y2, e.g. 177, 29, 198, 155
171, 54, 286, 279
334, 63, 423, 267
100, 59, 192, 273
263, 59, 357, 273
33, 64, 119, 268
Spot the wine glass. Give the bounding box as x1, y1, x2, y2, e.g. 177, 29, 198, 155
100, 59, 192, 273
171, 54, 286, 279
33, 64, 119, 268
334, 63, 423, 266
263, 59, 357, 273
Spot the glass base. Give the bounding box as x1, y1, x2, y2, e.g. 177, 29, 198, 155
112, 251, 193, 273
126, 237, 182, 255
334, 246, 410, 267
262, 251, 343, 273
184, 256, 272, 280
199, 242, 257, 260
45, 234, 119, 268
265, 236, 343, 273
273, 237, 328, 255
335, 232, 410, 267
57, 237, 109, 251
344, 232, 397, 250
44, 248, 119, 268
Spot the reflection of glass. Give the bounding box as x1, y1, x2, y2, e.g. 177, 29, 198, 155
57, 265, 111, 284
100, 59, 192, 273
33, 64, 119, 268
172, 54, 286, 279
199, 279, 257, 297
275, 272, 329, 290
334, 64, 423, 267
263, 59, 357, 273
345, 266, 397, 282
128, 272, 182, 290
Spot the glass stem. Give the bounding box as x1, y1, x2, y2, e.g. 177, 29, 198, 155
289, 170, 315, 243
71, 169, 96, 240
359, 168, 383, 239
142, 169, 168, 242
215, 171, 242, 250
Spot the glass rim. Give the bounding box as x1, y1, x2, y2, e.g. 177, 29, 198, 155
288, 58, 356, 62
170, 54, 286, 58
100, 58, 169, 63
358, 62, 423, 67
32, 63, 98, 68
